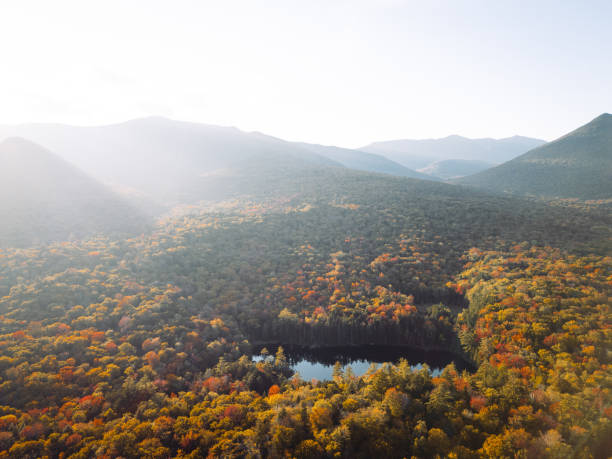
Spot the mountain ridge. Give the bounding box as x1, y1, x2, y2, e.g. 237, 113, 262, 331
0, 118, 345, 205
457, 113, 612, 199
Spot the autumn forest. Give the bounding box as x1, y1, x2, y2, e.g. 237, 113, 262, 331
1, 3, 611, 454
0, 148, 610, 459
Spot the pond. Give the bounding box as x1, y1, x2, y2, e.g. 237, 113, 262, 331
253, 344, 472, 381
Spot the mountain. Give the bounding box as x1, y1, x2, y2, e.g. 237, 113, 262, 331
0, 117, 343, 205
361, 135, 545, 169
293, 142, 436, 180
457, 114, 612, 199
418, 159, 494, 180
0, 137, 147, 247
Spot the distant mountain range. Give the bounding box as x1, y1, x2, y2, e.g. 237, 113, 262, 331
0, 117, 344, 204
1, 114, 609, 232
0, 118, 549, 193
294, 142, 435, 180
0, 118, 441, 203
0, 138, 147, 247
457, 114, 612, 199
360, 135, 546, 170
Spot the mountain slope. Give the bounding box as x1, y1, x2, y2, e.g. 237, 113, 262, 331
361, 135, 545, 169
294, 142, 436, 180
0, 117, 344, 204
418, 159, 494, 180
0, 138, 147, 247
457, 114, 612, 199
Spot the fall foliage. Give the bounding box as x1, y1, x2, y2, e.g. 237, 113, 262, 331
0, 191, 609, 458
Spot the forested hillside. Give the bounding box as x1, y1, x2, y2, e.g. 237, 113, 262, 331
458, 114, 612, 199
0, 165, 609, 457
0, 138, 147, 247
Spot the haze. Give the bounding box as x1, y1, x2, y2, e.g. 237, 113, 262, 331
1, 0, 611, 147
0, 2, 611, 457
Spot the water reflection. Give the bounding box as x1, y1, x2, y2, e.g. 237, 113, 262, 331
253, 344, 472, 381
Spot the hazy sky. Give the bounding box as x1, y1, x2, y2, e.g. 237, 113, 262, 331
1, 0, 610, 147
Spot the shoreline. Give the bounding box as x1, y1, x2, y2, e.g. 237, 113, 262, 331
249, 341, 475, 371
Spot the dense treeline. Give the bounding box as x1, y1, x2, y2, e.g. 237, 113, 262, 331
0, 243, 608, 457
0, 175, 609, 457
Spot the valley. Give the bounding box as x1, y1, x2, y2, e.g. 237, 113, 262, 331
1, 2, 610, 456
0, 114, 609, 458
0, 155, 609, 456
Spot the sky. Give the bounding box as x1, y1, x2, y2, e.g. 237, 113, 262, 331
0, 0, 610, 148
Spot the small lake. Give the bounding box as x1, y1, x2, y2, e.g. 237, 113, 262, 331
253, 344, 472, 381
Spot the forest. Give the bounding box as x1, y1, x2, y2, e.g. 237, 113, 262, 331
0, 170, 609, 458
1, 0, 611, 456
